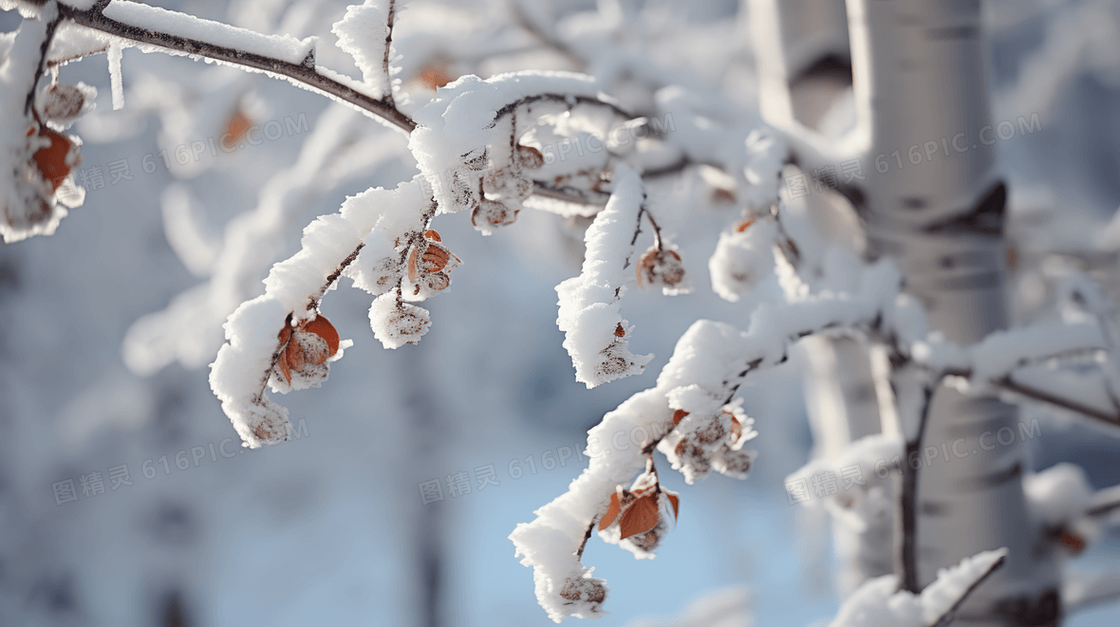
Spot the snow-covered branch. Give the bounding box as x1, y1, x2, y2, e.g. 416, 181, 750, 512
51, 0, 416, 133
827, 549, 1007, 627
511, 260, 904, 621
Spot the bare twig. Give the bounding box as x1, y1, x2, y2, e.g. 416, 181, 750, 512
896, 382, 936, 594
927, 553, 1007, 627
25, 6, 64, 117
994, 376, 1120, 429
381, 0, 397, 109
1087, 485, 1120, 518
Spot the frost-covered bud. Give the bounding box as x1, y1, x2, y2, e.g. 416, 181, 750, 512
370, 293, 430, 348
244, 398, 292, 446
517, 144, 544, 169
367, 257, 403, 295
462, 146, 489, 171
712, 448, 756, 480
636, 246, 690, 294
709, 217, 778, 302
471, 198, 518, 233
483, 167, 533, 201
666, 399, 757, 484
38, 82, 96, 126
447, 170, 479, 212
559, 575, 607, 611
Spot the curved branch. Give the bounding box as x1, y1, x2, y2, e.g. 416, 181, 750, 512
56, 1, 417, 135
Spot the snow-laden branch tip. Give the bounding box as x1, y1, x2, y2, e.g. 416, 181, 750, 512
556, 164, 652, 388
211, 177, 433, 448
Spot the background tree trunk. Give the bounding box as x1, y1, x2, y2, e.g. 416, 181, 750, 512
757, 0, 1064, 624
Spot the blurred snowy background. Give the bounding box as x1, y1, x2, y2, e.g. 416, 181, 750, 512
1, 0, 1119, 625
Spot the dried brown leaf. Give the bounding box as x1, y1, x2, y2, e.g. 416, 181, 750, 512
304, 315, 340, 356
619, 494, 659, 539
599, 491, 621, 531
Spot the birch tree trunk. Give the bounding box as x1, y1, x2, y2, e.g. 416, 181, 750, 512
756, 1, 1063, 624
851, 1, 1060, 624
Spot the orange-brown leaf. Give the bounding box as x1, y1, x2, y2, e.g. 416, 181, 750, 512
417, 64, 454, 91
277, 324, 294, 384
619, 494, 660, 539
672, 409, 689, 426
222, 110, 252, 148
32, 128, 73, 191
424, 229, 441, 242
614, 323, 625, 338
730, 416, 742, 444
407, 245, 420, 283
278, 351, 292, 384
599, 491, 621, 531
1059, 528, 1086, 554
421, 244, 450, 273
666, 493, 680, 519
304, 315, 340, 356
285, 336, 306, 371
735, 218, 754, 233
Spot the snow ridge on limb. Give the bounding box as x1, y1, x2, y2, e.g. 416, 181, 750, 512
100, 0, 315, 66
826, 549, 1007, 627
511, 261, 907, 622
210, 178, 432, 448
556, 164, 652, 388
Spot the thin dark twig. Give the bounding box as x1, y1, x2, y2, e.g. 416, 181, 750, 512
575, 521, 595, 560
994, 376, 1120, 429
25, 7, 64, 117
897, 381, 937, 594
382, 0, 397, 109
927, 553, 1007, 627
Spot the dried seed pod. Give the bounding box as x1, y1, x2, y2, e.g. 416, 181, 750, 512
482, 167, 509, 196
559, 576, 606, 606
614, 323, 625, 338
636, 247, 686, 289
422, 271, 450, 291
40, 83, 85, 121
471, 198, 518, 229
517, 144, 544, 169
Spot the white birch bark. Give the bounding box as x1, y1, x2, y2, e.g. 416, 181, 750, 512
850, 1, 1060, 624
758, 0, 1063, 624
